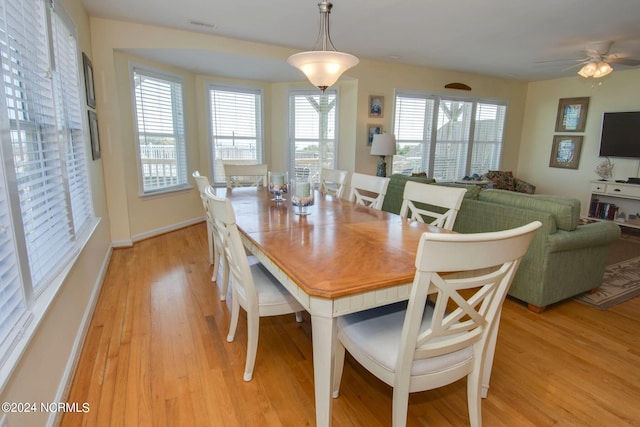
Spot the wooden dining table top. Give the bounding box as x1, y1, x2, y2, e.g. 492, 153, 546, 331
215, 186, 451, 299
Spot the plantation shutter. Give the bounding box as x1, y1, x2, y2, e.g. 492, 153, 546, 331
133, 68, 188, 194
208, 86, 263, 184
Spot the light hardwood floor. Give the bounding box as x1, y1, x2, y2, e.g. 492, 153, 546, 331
61, 222, 640, 426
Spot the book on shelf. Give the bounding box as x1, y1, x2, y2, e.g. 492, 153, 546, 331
589, 198, 619, 220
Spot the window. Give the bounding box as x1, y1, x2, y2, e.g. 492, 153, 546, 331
208, 84, 264, 185
0, 0, 95, 380
288, 89, 338, 182
132, 66, 188, 195
392, 90, 507, 180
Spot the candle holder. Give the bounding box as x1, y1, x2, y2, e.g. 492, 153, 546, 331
291, 177, 314, 215
268, 171, 288, 202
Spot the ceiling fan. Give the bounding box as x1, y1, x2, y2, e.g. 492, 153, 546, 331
538, 41, 640, 78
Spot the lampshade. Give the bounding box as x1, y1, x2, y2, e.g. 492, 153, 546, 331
287, 51, 359, 90
578, 61, 613, 78
371, 133, 397, 156
287, 1, 359, 92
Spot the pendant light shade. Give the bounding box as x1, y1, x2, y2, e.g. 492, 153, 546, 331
287, 2, 359, 92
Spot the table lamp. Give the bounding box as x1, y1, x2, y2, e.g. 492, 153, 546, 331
370, 133, 396, 177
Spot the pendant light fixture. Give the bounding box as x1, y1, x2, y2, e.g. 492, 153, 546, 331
577, 61, 613, 78
287, 1, 359, 92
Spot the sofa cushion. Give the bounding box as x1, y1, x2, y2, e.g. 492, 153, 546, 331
434, 182, 481, 199
478, 189, 580, 231
514, 178, 536, 194
381, 174, 436, 214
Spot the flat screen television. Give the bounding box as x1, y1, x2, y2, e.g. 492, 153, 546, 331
598, 111, 640, 158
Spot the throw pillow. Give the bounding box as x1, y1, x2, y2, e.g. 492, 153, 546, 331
484, 170, 515, 191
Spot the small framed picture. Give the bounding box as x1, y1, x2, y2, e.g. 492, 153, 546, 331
367, 124, 383, 146
82, 52, 96, 109
88, 110, 101, 160
549, 135, 583, 169
555, 97, 589, 132
368, 95, 384, 118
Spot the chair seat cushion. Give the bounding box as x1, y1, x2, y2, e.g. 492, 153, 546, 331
338, 302, 473, 376
252, 263, 299, 307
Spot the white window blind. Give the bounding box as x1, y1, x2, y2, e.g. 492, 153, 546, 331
208, 84, 263, 184
3, 0, 71, 291
132, 67, 188, 194
51, 6, 92, 234
0, 0, 95, 378
288, 89, 337, 182
0, 156, 26, 366
393, 91, 507, 179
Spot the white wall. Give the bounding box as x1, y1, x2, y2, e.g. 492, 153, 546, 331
518, 68, 640, 215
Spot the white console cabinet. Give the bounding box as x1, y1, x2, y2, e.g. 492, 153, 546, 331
589, 181, 640, 229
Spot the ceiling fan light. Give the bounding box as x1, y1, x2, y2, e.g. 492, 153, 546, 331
577, 61, 597, 78
593, 62, 613, 78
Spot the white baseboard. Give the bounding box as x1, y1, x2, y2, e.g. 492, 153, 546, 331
130, 216, 205, 243
48, 245, 113, 427
111, 239, 133, 248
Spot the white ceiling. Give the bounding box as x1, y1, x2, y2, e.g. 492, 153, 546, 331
82, 0, 640, 82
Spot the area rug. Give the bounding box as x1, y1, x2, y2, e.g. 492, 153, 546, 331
573, 256, 640, 309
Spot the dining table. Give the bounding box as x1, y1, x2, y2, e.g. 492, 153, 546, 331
214, 186, 452, 426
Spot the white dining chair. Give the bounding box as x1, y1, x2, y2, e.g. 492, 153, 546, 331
348, 172, 390, 210
400, 181, 467, 230
223, 162, 268, 189
192, 171, 230, 300
319, 168, 349, 198
204, 187, 304, 381
332, 221, 542, 427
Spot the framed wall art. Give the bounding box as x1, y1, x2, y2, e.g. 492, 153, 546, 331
82, 52, 96, 109
549, 135, 583, 169
367, 124, 383, 146
368, 95, 384, 118
88, 110, 101, 160
554, 97, 589, 132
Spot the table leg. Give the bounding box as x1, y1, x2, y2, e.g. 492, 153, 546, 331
311, 313, 337, 427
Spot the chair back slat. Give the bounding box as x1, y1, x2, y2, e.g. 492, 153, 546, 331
398, 221, 541, 372
223, 162, 268, 189
319, 168, 349, 198
348, 173, 390, 210
399, 181, 467, 230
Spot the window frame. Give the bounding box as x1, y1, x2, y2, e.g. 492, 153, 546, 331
392, 89, 508, 179
287, 88, 339, 183
0, 0, 98, 388
206, 82, 265, 186
130, 64, 190, 196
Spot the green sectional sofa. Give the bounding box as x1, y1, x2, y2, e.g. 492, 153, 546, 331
382, 174, 621, 312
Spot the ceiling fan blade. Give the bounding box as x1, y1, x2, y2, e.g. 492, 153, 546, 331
584, 49, 601, 58
607, 57, 640, 66
534, 57, 586, 64
561, 63, 585, 72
